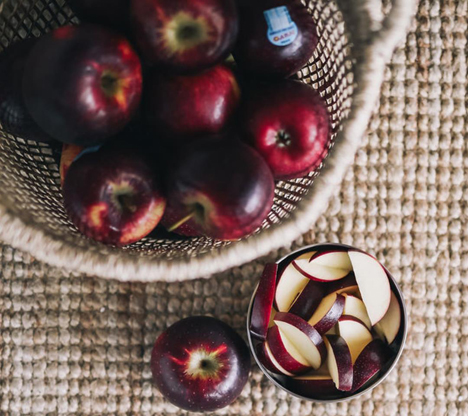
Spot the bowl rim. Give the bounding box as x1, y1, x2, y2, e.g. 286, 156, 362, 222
246, 242, 408, 403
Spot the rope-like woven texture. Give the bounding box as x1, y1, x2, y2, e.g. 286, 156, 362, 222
1, 1, 465, 414
0, 0, 413, 282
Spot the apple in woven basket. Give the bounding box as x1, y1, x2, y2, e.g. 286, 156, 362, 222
165, 137, 275, 240
240, 80, 330, 180
145, 65, 240, 137
131, 0, 239, 73
63, 139, 166, 246
233, 0, 318, 78
23, 25, 142, 146
151, 316, 250, 412
68, 0, 130, 31
0, 38, 52, 142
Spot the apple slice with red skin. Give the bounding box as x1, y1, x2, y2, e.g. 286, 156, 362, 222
337, 316, 373, 363
287, 373, 339, 398
352, 339, 389, 392
325, 273, 359, 296
308, 293, 345, 334
256, 341, 293, 376
310, 250, 352, 270
374, 291, 402, 344
288, 279, 325, 320
274, 312, 326, 370
275, 252, 315, 312
342, 294, 372, 329
348, 251, 391, 325
266, 326, 311, 375
249, 263, 278, 341
294, 256, 351, 282
325, 335, 353, 392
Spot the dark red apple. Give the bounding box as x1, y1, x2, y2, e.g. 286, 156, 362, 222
68, 0, 130, 31
250, 263, 278, 341
60, 144, 85, 187
233, 0, 318, 78
0, 38, 51, 142
166, 138, 275, 240
151, 316, 250, 412
131, 0, 239, 73
145, 65, 240, 136
23, 25, 142, 146
63, 140, 166, 246
352, 339, 389, 392
240, 80, 330, 180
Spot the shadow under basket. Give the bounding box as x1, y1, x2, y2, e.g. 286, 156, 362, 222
0, 0, 414, 282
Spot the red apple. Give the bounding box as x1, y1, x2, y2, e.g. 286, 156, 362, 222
63, 140, 166, 246
274, 312, 326, 369
240, 80, 330, 180
325, 335, 353, 392
233, 0, 318, 78
131, 0, 239, 73
60, 144, 85, 187
288, 279, 324, 320
250, 263, 278, 341
308, 293, 345, 334
267, 326, 311, 375
352, 339, 389, 392
23, 25, 142, 146
0, 38, 51, 142
165, 138, 275, 240
348, 251, 391, 325
151, 316, 250, 412
68, 0, 130, 31
145, 65, 240, 136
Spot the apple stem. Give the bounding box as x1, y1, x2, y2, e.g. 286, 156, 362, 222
167, 212, 196, 232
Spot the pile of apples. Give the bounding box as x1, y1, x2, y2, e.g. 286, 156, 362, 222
249, 246, 404, 399
0, 0, 331, 246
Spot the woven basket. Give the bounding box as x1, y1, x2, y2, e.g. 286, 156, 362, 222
0, 0, 414, 282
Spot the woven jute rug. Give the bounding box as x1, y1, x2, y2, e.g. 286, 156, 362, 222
1, 0, 466, 414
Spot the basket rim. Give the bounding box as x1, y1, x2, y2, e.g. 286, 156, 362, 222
0, 0, 416, 282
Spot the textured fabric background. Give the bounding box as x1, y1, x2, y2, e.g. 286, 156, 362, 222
1, 0, 467, 414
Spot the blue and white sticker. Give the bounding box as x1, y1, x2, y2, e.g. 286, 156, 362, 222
264, 6, 298, 47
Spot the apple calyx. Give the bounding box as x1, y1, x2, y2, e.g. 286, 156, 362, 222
111, 184, 138, 214
275, 130, 292, 148
164, 12, 211, 53
171, 344, 227, 380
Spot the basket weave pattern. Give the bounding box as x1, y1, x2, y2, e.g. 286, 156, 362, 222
0, 0, 414, 281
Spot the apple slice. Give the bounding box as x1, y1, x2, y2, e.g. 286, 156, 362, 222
374, 291, 402, 344
293, 251, 352, 282
287, 374, 339, 398
324, 335, 353, 391
337, 316, 373, 363
308, 293, 345, 334
274, 312, 326, 370
256, 342, 293, 376
275, 253, 315, 312
267, 326, 311, 375
352, 339, 389, 392
250, 263, 278, 340
348, 251, 391, 325
325, 273, 360, 296
288, 280, 324, 320
311, 250, 352, 269
342, 294, 372, 329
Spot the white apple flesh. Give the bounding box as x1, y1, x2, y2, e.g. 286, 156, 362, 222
275, 252, 315, 312
274, 312, 326, 370
310, 250, 352, 269
250, 263, 278, 340
293, 250, 352, 282
256, 341, 294, 376
267, 326, 311, 375
337, 316, 373, 363
342, 294, 372, 329
374, 291, 402, 344
308, 293, 345, 334
348, 251, 391, 325
324, 335, 353, 391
